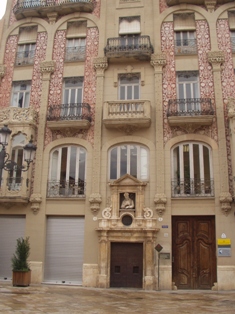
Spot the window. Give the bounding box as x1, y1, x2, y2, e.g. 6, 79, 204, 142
11, 81, 31, 108
119, 74, 140, 100
230, 31, 235, 52
61, 77, 83, 118
7, 133, 27, 191
48, 145, 86, 197
16, 43, 35, 65
171, 142, 213, 197
109, 144, 148, 180
119, 16, 140, 35
177, 72, 199, 113
65, 38, 86, 62
175, 31, 197, 54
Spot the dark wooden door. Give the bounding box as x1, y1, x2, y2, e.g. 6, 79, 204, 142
110, 242, 143, 288
172, 216, 216, 289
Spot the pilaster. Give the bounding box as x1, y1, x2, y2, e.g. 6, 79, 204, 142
89, 57, 108, 215
151, 54, 167, 215
207, 51, 232, 214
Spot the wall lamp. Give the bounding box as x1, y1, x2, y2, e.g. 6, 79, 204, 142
0, 125, 37, 186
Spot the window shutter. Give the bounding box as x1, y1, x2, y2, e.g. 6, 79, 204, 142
228, 11, 235, 30
18, 26, 38, 44
173, 13, 196, 31
119, 16, 140, 35
66, 21, 87, 38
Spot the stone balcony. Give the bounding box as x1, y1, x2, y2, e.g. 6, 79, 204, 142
103, 100, 151, 130
0, 107, 38, 128
167, 98, 214, 127
13, 0, 95, 20
166, 0, 232, 6
104, 36, 153, 61
47, 103, 91, 131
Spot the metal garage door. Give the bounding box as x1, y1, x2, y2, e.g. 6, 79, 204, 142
0, 215, 26, 280
44, 216, 85, 285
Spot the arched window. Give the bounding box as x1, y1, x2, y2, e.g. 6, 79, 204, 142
8, 133, 27, 191
48, 145, 86, 197
171, 142, 213, 197
109, 144, 148, 180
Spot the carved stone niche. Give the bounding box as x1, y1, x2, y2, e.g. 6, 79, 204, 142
98, 174, 158, 230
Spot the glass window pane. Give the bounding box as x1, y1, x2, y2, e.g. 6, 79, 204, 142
130, 146, 137, 178
140, 147, 148, 180
51, 151, 59, 180
120, 146, 127, 176
69, 146, 76, 181
134, 85, 139, 99
60, 147, 67, 181
193, 144, 200, 180
203, 146, 210, 180
78, 148, 86, 181
110, 147, 117, 179
127, 86, 132, 100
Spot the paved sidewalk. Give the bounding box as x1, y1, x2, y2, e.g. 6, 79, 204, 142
0, 282, 235, 314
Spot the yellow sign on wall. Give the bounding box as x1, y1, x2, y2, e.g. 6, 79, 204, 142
218, 239, 231, 245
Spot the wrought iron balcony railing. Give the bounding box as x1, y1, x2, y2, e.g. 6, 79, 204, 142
15, 50, 35, 66
13, 0, 95, 19
64, 46, 86, 62
167, 98, 214, 117
104, 35, 153, 60
47, 103, 92, 122
174, 39, 197, 55
7, 177, 23, 191
47, 179, 85, 198
172, 178, 214, 197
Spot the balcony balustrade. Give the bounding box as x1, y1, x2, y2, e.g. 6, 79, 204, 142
104, 35, 153, 61
103, 100, 151, 129
175, 39, 197, 55
13, 0, 95, 20
47, 179, 85, 198
167, 98, 214, 127
15, 50, 35, 66
47, 103, 91, 130
171, 178, 214, 197
64, 46, 86, 62
0, 107, 38, 128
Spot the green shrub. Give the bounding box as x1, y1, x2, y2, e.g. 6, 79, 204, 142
11, 237, 30, 271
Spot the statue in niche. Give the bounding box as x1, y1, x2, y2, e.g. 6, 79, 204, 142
120, 192, 135, 209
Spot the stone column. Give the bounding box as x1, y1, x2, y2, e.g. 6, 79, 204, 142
97, 230, 109, 288
144, 233, 155, 290
30, 60, 55, 212
89, 57, 108, 214
207, 51, 232, 215
150, 54, 167, 216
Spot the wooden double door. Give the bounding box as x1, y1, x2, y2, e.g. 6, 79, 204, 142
172, 216, 216, 290
110, 242, 143, 288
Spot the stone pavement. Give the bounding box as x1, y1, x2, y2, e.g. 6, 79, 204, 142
0, 282, 235, 314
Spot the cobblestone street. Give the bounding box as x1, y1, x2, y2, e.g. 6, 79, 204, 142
0, 283, 235, 314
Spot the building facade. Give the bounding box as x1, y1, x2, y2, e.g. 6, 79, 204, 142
0, 0, 235, 290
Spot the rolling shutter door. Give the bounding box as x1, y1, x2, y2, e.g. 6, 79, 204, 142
44, 216, 84, 284
0, 215, 26, 280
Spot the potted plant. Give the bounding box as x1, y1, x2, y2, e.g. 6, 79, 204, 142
11, 237, 31, 287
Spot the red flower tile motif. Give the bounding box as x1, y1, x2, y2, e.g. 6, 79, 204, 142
161, 22, 176, 143
9, 0, 17, 26
217, 19, 235, 193
159, 0, 169, 13
0, 36, 17, 108
196, 20, 218, 142
31, 32, 48, 113
93, 0, 101, 18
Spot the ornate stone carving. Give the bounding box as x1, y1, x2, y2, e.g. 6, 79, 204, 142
207, 51, 225, 65
47, 12, 58, 24
219, 192, 232, 216
143, 207, 153, 219
89, 193, 102, 214
205, 0, 216, 13
102, 207, 112, 219
40, 61, 55, 74
0, 64, 6, 78
150, 53, 167, 69
93, 57, 108, 75
227, 98, 235, 119
30, 193, 42, 214
154, 193, 167, 216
